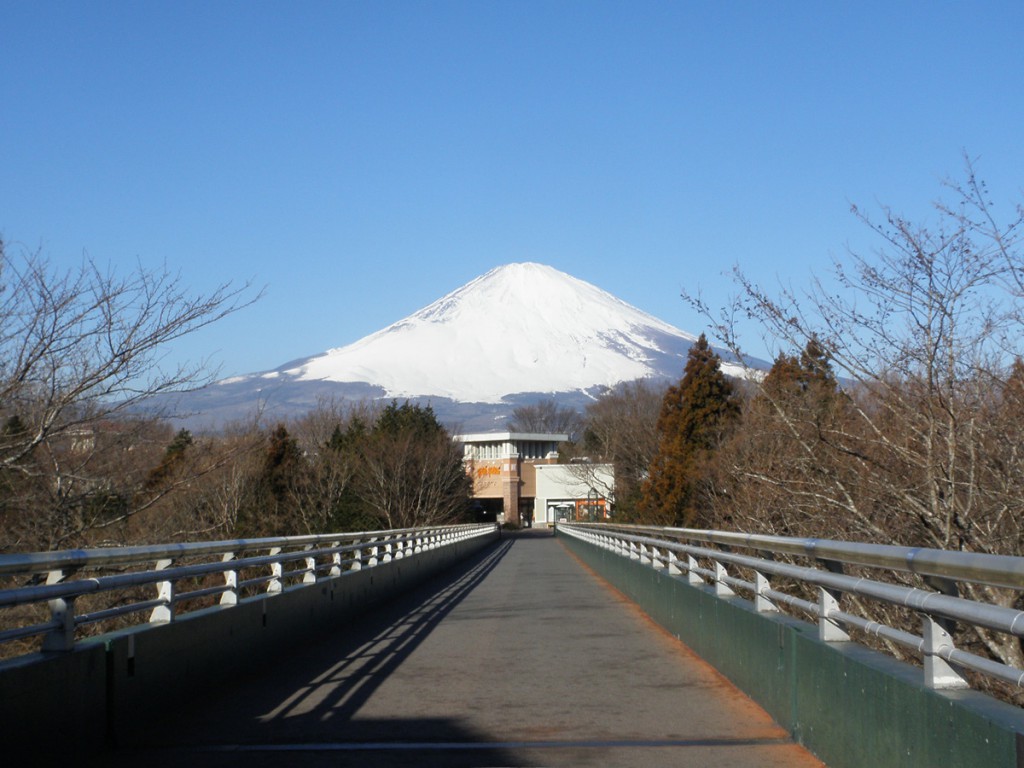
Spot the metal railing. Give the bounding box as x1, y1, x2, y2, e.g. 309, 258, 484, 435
0, 523, 497, 655
557, 522, 1024, 691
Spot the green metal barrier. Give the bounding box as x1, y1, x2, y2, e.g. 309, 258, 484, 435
559, 528, 1024, 768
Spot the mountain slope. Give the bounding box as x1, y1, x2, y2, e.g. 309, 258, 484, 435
179, 263, 755, 429
247, 263, 737, 402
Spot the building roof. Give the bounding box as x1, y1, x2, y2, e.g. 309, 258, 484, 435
454, 431, 569, 443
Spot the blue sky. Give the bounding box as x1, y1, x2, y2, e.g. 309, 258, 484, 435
3, 1, 1023, 378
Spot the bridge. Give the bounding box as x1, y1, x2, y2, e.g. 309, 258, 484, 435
2, 523, 1024, 766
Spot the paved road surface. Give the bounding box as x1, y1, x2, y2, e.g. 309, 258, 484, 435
97, 529, 824, 767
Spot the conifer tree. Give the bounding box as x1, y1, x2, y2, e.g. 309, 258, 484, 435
639, 334, 739, 526
349, 401, 472, 529
263, 424, 303, 504
145, 429, 194, 490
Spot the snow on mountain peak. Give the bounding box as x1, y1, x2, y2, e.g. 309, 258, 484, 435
282, 263, 703, 403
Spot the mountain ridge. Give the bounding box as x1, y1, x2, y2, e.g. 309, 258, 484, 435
166, 263, 756, 431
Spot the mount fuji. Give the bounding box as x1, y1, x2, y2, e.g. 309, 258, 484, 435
171, 263, 756, 431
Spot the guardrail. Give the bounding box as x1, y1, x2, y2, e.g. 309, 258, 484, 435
557, 522, 1024, 691
0, 523, 497, 655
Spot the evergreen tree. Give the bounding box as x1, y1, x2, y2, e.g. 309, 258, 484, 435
762, 337, 837, 401
263, 424, 303, 504
145, 429, 194, 490
353, 401, 472, 529
374, 400, 445, 440
639, 335, 739, 526
1003, 357, 1024, 407
799, 335, 836, 391
234, 424, 307, 536
319, 417, 374, 531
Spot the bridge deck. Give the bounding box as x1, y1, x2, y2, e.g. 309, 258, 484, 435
98, 530, 823, 767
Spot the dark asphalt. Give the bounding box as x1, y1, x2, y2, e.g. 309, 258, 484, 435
97, 529, 823, 767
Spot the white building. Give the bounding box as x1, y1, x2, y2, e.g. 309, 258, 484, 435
534, 463, 615, 526
455, 431, 614, 526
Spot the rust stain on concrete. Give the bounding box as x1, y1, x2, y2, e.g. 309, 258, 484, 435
560, 540, 826, 768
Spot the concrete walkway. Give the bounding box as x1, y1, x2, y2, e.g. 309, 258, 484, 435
98, 529, 824, 767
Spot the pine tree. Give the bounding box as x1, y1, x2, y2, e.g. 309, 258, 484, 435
1003, 357, 1024, 407
352, 401, 471, 529
762, 337, 837, 401
639, 335, 739, 526
145, 429, 193, 490
263, 424, 303, 504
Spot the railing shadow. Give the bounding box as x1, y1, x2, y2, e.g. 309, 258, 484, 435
99, 539, 534, 767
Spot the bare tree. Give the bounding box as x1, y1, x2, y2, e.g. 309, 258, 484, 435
573, 379, 664, 520
0, 239, 256, 550
351, 402, 472, 529
688, 157, 1024, 671
506, 398, 584, 441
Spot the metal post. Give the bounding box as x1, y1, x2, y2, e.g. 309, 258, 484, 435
368, 541, 379, 568
754, 572, 778, 612
687, 555, 702, 585
150, 558, 174, 623
267, 548, 283, 594
667, 550, 682, 576
349, 540, 362, 571
41, 569, 75, 652
818, 587, 849, 641
714, 561, 735, 597
650, 546, 664, 570
922, 615, 968, 689
303, 545, 316, 584
220, 552, 238, 606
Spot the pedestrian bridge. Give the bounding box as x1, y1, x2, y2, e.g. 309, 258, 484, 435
2, 523, 1023, 767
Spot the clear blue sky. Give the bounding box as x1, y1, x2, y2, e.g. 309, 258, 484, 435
3, 1, 1022, 378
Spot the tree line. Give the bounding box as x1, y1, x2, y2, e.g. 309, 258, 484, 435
0, 395, 472, 552
2, 157, 1022, 574
0, 239, 472, 553
600, 158, 1024, 690
3, 159, 1022, 696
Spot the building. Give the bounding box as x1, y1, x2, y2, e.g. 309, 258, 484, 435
534, 462, 614, 525
456, 431, 613, 526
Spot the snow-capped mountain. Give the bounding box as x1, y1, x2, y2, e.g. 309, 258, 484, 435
174, 263, 756, 430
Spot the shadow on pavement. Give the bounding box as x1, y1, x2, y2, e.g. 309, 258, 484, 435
95, 539, 533, 767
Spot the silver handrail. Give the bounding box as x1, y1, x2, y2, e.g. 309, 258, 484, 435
0, 523, 497, 654
558, 522, 1024, 692
598, 523, 1024, 589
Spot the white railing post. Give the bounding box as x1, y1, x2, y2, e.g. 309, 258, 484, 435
714, 561, 735, 597
303, 545, 316, 584
754, 572, 777, 612
41, 569, 75, 652
220, 552, 238, 606
667, 550, 682, 576
150, 558, 174, 623
267, 548, 283, 594
922, 615, 969, 689
329, 543, 342, 577
818, 587, 849, 641
687, 555, 702, 585
368, 540, 379, 568
650, 546, 665, 570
